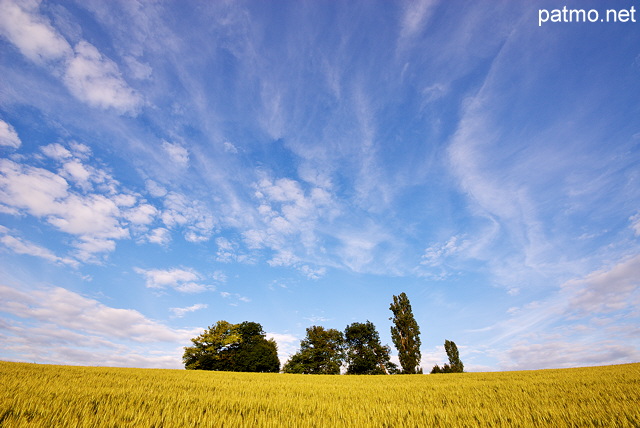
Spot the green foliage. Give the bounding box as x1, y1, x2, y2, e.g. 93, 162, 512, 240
344, 321, 397, 375
445, 339, 464, 373
183, 320, 279, 373
389, 292, 422, 374
431, 340, 464, 374
283, 326, 345, 374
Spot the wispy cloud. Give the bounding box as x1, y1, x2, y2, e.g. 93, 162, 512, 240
170, 303, 208, 318
134, 267, 212, 293
0, 0, 72, 62
421, 235, 469, 268
630, 212, 640, 236
0, 226, 78, 267
161, 141, 190, 168
0, 283, 196, 368
477, 254, 640, 370
63, 40, 141, 114
160, 192, 216, 243
0, 119, 21, 148
562, 255, 640, 317
398, 0, 438, 44
0, 143, 162, 262
0, 284, 190, 343
243, 175, 337, 264
0, 0, 141, 114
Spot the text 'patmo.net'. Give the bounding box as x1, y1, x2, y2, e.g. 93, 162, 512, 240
539, 6, 637, 26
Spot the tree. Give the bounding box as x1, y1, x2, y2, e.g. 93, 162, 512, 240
283, 326, 345, 374
430, 339, 464, 374
183, 320, 279, 373
389, 292, 422, 374
231, 321, 280, 373
444, 339, 464, 373
182, 320, 240, 371
344, 321, 397, 375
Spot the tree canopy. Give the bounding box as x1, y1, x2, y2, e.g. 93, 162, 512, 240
283, 326, 345, 374
183, 321, 279, 373
389, 292, 422, 374
431, 339, 464, 374
344, 321, 397, 375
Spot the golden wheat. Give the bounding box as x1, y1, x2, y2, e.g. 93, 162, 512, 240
1, 361, 638, 427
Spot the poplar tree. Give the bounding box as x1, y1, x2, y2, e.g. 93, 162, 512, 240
389, 292, 422, 374
431, 340, 464, 374
444, 339, 464, 373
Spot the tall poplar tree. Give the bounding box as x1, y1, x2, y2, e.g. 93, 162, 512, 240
444, 339, 464, 373
431, 340, 464, 374
389, 292, 422, 374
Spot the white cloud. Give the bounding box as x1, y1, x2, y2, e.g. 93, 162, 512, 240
61, 159, 92, 189
0, 283, 197, 368
399, 0, 438, 42
0, 158, 69, 216
41, 142, 72, 160
0, 284, 189, 343
477, 254, 640, 370
0, 1, 141, 115
219, 291, 251, 305
211, 270, 227, 283
0, 119, 21, 148
64, 41, 142, 114
47, 193, 128, 238
161, 192, 216, 242
0, 0, 72, 63
0, 147, 168, 262
268, 250, 299, 267
562, 254, 640, 316
336, 228, 388, 273
215, 237, 249, 263
73, 236, 116, 261
146, 227, 171, 245
630, 212, 640, 236
0, 229, 78, 267
124, 203, 158, 225
223, 141, 238, 154
244, 175, 338, 268
146, 180, 167, 198
421, 235, 469, 267
161, 141, 189, 168
266, 332, 299, 365
299, 265, 326, 280
504, 339, 640, 371
134, 267, 210, 293
169, 303, 208, 318
124, 55, 152, 80
303, 315, 330, 323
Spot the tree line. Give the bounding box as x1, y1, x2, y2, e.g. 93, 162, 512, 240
183, 292, 463, 374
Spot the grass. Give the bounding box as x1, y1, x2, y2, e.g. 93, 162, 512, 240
1, 361, 639, 427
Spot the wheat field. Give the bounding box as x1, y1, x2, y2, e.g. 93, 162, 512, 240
0, 361, 638, 427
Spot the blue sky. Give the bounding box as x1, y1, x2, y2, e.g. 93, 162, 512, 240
0, 0, 639, 372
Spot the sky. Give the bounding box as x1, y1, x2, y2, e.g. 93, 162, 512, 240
0, 0, 639, 372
